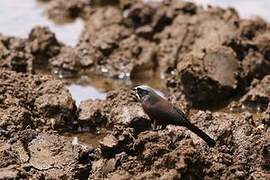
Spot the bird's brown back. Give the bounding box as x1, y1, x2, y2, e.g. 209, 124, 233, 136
142, 95, 188, 126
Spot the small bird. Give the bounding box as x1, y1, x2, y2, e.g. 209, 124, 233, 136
132, 85, 216, 147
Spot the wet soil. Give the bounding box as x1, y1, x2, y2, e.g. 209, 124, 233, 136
0, 0, 270, 179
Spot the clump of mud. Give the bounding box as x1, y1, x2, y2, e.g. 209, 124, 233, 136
0, 26, 62, 73
0, 0, 270, 179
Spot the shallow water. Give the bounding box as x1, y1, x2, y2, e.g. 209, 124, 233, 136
67, 75, 167, 104
67, 84, 107, 105
64, 128, 107, 148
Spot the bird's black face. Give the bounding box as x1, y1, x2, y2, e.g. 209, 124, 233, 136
133, 87, 149, 99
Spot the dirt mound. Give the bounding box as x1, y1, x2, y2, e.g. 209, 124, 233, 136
0, 0, 270, 179
0, 26, 62, 73
0, 131, 93, 179
0, 69, 76, 140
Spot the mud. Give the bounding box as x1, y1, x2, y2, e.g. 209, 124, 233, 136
0, 0, 270, 179
0, 69, 76, 138
0, 26, 62, 73
240, 75, 270, 112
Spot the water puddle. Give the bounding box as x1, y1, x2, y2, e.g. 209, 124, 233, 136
64, 128, 107, 148
188, 0, 270, 21
65, 73, 124, 104
67, 84, 107, 105
65, 71, 167, 104
0, 0, 83, 46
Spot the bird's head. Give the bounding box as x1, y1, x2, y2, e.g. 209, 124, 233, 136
132, 85, 161, 102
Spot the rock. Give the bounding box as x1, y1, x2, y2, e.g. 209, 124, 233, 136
83, 6, 123, 33
34, 79, 76, 128
0, 165, 18, 180
177, 46, 239, 107
0, 143, 18, 168
28, 133, 91, 179
109, 103, 150, 134
110, 173, 131, 180
99, 134, 118, 149
50, 47, 81, 74
192, 18, 236, 55
249, 171, 270, 180
240, 75, 270, 111
0, 37, 33, 73
77, 99, 107, 129
46, 0, 91, 22
0, 26, 62, 73
13, 141, 30, 163
0, 70, 76, 138
28, 26, 62, 65
123, 2, 156, 29
91, 159, 106, 175
0, 106, 32, 137
261, 143, 270, 170
99, 134, 119, 157
5, 50, 34, 73
28, 133, 73, 170
237, 18, 267, 41
50, 43, 103, 76
102, 158, 117, 175
103, 88, 152, 134
0, 41, 8, 57
252, 31, 270, 60
262, 104, 270, 125
242, 50, 270, 79
76, 42, 103, 68
96, 35, 157, 79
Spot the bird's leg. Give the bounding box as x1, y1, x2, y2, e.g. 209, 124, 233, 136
151, 121, 158, 131
157, 125, 163, 130
161, 124, 166, 130
151, 121, 164, 131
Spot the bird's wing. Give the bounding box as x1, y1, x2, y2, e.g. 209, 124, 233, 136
169, 105, 190, 126
149, 98, 216, 147
148, 98, 189, 126
172, 106, 190, 122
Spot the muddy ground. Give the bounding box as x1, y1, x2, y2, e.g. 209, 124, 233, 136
0, 0, 269, 179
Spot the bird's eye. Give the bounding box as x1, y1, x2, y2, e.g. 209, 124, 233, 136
137, 88, 148, 97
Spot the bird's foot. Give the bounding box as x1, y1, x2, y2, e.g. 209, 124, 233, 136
151, 123, 163, 131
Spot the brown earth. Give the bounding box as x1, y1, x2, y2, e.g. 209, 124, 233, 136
0, 0, 269, 179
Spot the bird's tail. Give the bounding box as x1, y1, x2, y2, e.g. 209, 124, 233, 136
185, 122, 216, 147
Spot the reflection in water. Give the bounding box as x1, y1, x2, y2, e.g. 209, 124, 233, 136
66, 73, 124, 104
64, 128, 107, 148
188, 0, 270, 21
0, 0, 83, 46
67, 84, 107, 105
